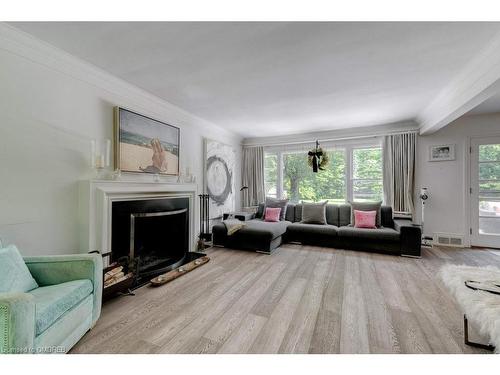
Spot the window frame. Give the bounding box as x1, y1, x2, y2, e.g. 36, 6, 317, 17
264, 138, 383, 203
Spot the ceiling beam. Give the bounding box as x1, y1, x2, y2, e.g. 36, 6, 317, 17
418, 31, 500, 135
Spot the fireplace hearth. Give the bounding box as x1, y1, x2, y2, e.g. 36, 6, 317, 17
112, 197, 193, 287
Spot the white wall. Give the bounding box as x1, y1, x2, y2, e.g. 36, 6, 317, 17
416, 112, 500, 244
0, 25, 242, 256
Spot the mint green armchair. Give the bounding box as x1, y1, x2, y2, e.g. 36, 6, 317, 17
0, 253, 102, 354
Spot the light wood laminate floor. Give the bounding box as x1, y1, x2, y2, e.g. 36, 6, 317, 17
71, 245, 500, 354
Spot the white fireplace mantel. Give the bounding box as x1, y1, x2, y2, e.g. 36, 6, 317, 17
78, 179, 198, 256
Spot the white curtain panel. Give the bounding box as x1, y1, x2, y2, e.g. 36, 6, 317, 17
383, 132, 416, 215
242, 146, 265, 207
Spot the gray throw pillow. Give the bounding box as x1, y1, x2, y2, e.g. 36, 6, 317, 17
265, 197, 289, 221
255, 203, 265, 219
350, 201, 382, 227
301, 201, 328, 225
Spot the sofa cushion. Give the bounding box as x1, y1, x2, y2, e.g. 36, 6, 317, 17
257, 202, 295, 221
265, 197, 289, 221
0, 244, 38, 293
325, 204, 340, 226
350, 201, 382, 227
301, 201, 327, 224
338, 204, 352, 226
285, 204, 295, 222
294, 204, 303, 222
295, 204, 339, 225
255, 203, 265, 219
353, 210, 377, 229
287, 223, 338, 237
264, 207, 281, 222
29, 279, 93, 336
338, 226, 400, 242
232, 219, 290, 240
381, 206, 394, 228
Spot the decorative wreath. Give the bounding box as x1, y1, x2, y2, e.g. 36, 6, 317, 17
307, 141, 329, 172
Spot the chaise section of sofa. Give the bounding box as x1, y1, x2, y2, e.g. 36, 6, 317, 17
213, 205, 294, 254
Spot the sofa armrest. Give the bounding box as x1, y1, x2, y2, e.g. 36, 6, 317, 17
23, 254, 103, 325
0, 293, 35, 354
394, 219, 421, 257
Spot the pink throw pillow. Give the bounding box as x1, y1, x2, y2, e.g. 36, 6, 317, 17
264, 207, 281, 222
354, 210, 377, 229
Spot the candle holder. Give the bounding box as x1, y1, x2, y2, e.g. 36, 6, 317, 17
90, 139, 111, 179
111, 169, 122, 180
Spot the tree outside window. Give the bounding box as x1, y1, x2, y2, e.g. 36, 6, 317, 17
282, 150, 346, 203
264, 153, 278, 198
264, 144, 383, 204
352, 147, 383, 202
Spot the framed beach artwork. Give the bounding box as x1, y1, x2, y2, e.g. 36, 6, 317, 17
204, 138, 236, 220
114, 107, 180, 175
429, 144, 456, 162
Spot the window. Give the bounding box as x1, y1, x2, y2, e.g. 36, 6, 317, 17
282, 149, 346, 203
264, 152, 278, 198
478, 143, 500, 235
264, 142, 383, 204
352, 147, 383, 202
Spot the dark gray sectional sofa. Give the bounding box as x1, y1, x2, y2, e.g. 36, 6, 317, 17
212, 203, 421, 257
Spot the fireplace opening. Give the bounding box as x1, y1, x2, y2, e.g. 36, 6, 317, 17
111, 197, 190, 287
131, 208, 188, 277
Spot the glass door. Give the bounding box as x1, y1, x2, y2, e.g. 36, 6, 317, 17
470, 137, 500, 248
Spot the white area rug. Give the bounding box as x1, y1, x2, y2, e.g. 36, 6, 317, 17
440, 264, 500, 352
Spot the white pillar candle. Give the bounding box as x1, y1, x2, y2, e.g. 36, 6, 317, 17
105, 139, 111, 167
95, 154, 102, 168
90, 139, 96, 168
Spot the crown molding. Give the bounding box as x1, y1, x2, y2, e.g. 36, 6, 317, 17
242, 120, 418, 147
0, 22, 242, 143
418, 30, 500, 135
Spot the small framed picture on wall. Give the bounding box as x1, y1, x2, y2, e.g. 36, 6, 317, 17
429, 144, 455, 162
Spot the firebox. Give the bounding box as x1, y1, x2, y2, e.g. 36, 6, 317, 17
111, 197, 189, 286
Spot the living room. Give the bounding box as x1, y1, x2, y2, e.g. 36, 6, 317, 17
2, 0, 500, 373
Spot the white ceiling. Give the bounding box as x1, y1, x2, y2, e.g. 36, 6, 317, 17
467, 91, 500, 115
10, 22, 500, 138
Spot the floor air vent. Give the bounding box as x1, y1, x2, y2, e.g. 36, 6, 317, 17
433, 232, 464, 247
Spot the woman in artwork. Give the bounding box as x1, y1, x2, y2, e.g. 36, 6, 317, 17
140, 138, 168, 173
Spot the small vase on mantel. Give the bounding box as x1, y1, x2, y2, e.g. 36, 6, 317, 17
90, 139, 111, 180
179, 167, 195, 183
111, 169, 122, 181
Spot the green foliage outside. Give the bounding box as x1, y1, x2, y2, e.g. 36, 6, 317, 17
264, 153, 278, 196
264, 148, 383, 204
283, 150, 346, 203
478, 144, 500, 201
352, 148, 383, 201
479, 144, 500, 162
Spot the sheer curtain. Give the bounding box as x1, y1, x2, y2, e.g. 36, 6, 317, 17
242, 146, 265, 207
383, 132, 417, 215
